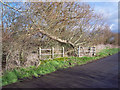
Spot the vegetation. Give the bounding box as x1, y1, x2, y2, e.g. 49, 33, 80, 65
96, 48, 120, 57
1, 2, 119, 70
1, 48, 120, 87
0, 1, 119, 87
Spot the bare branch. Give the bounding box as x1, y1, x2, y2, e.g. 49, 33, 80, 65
0, 1, 28, 12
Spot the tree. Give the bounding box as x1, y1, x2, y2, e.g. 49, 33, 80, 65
1, 1, 111, 70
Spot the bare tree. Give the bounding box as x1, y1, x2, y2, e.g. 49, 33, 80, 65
1, 1, 111, 70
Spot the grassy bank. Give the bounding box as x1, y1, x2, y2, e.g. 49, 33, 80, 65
1, 48, 120, 87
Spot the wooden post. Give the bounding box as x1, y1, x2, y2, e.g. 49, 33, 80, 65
93, 47, 96, 56
90, 47, 92, 57
88, 47, 91, 56
39, 47, 41, 59
92, 47, 95, 56
52, 47, 54, 59
87, 47, 89, 56
78, 46, 80, 57
62, 47, 64, 57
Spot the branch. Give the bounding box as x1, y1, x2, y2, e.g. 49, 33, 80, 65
76, 41, 87, 46
27, 15, 75, 48
74, 34, 83, 44
0, 1, 28, 13
29, 28, 75, 48
48, 15, 83, 31
65, 49, 74, 55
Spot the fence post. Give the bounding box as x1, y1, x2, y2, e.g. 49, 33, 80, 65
62, 47, 64, 57
78, 46, 80, 57
39, 47, 41, 59
90, 47, 92, 57
88, 47, 91, 56
93, 46, 96, 56
92, 47, 96, 56
52, 47, 54, 59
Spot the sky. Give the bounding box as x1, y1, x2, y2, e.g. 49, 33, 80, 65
87, 2, 119, 33
0, 0, 119, 33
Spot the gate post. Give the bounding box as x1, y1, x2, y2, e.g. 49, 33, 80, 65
78, 46, 80, 57
52, 47, 54, 59
62, 47, 64, 57
93, 46, 96, 56
39, 47, 41, 59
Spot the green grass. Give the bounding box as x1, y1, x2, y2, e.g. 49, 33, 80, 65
96, 48, 120, 58
1, 48, 120, 86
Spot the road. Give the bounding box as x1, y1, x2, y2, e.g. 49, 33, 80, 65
2, 52, 119, 88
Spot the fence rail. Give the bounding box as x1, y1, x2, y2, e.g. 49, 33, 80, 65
38, 47, 64, 60
38, 46, 96, 60
41, 49, 52, 50
78, 46, 96, 57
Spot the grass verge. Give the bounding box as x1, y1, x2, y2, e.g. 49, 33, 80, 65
1, 48, 120, 87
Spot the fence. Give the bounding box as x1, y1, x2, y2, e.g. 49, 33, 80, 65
38, 46, 96, 60
38, 47, 64, 60
78, 46, 96, 57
